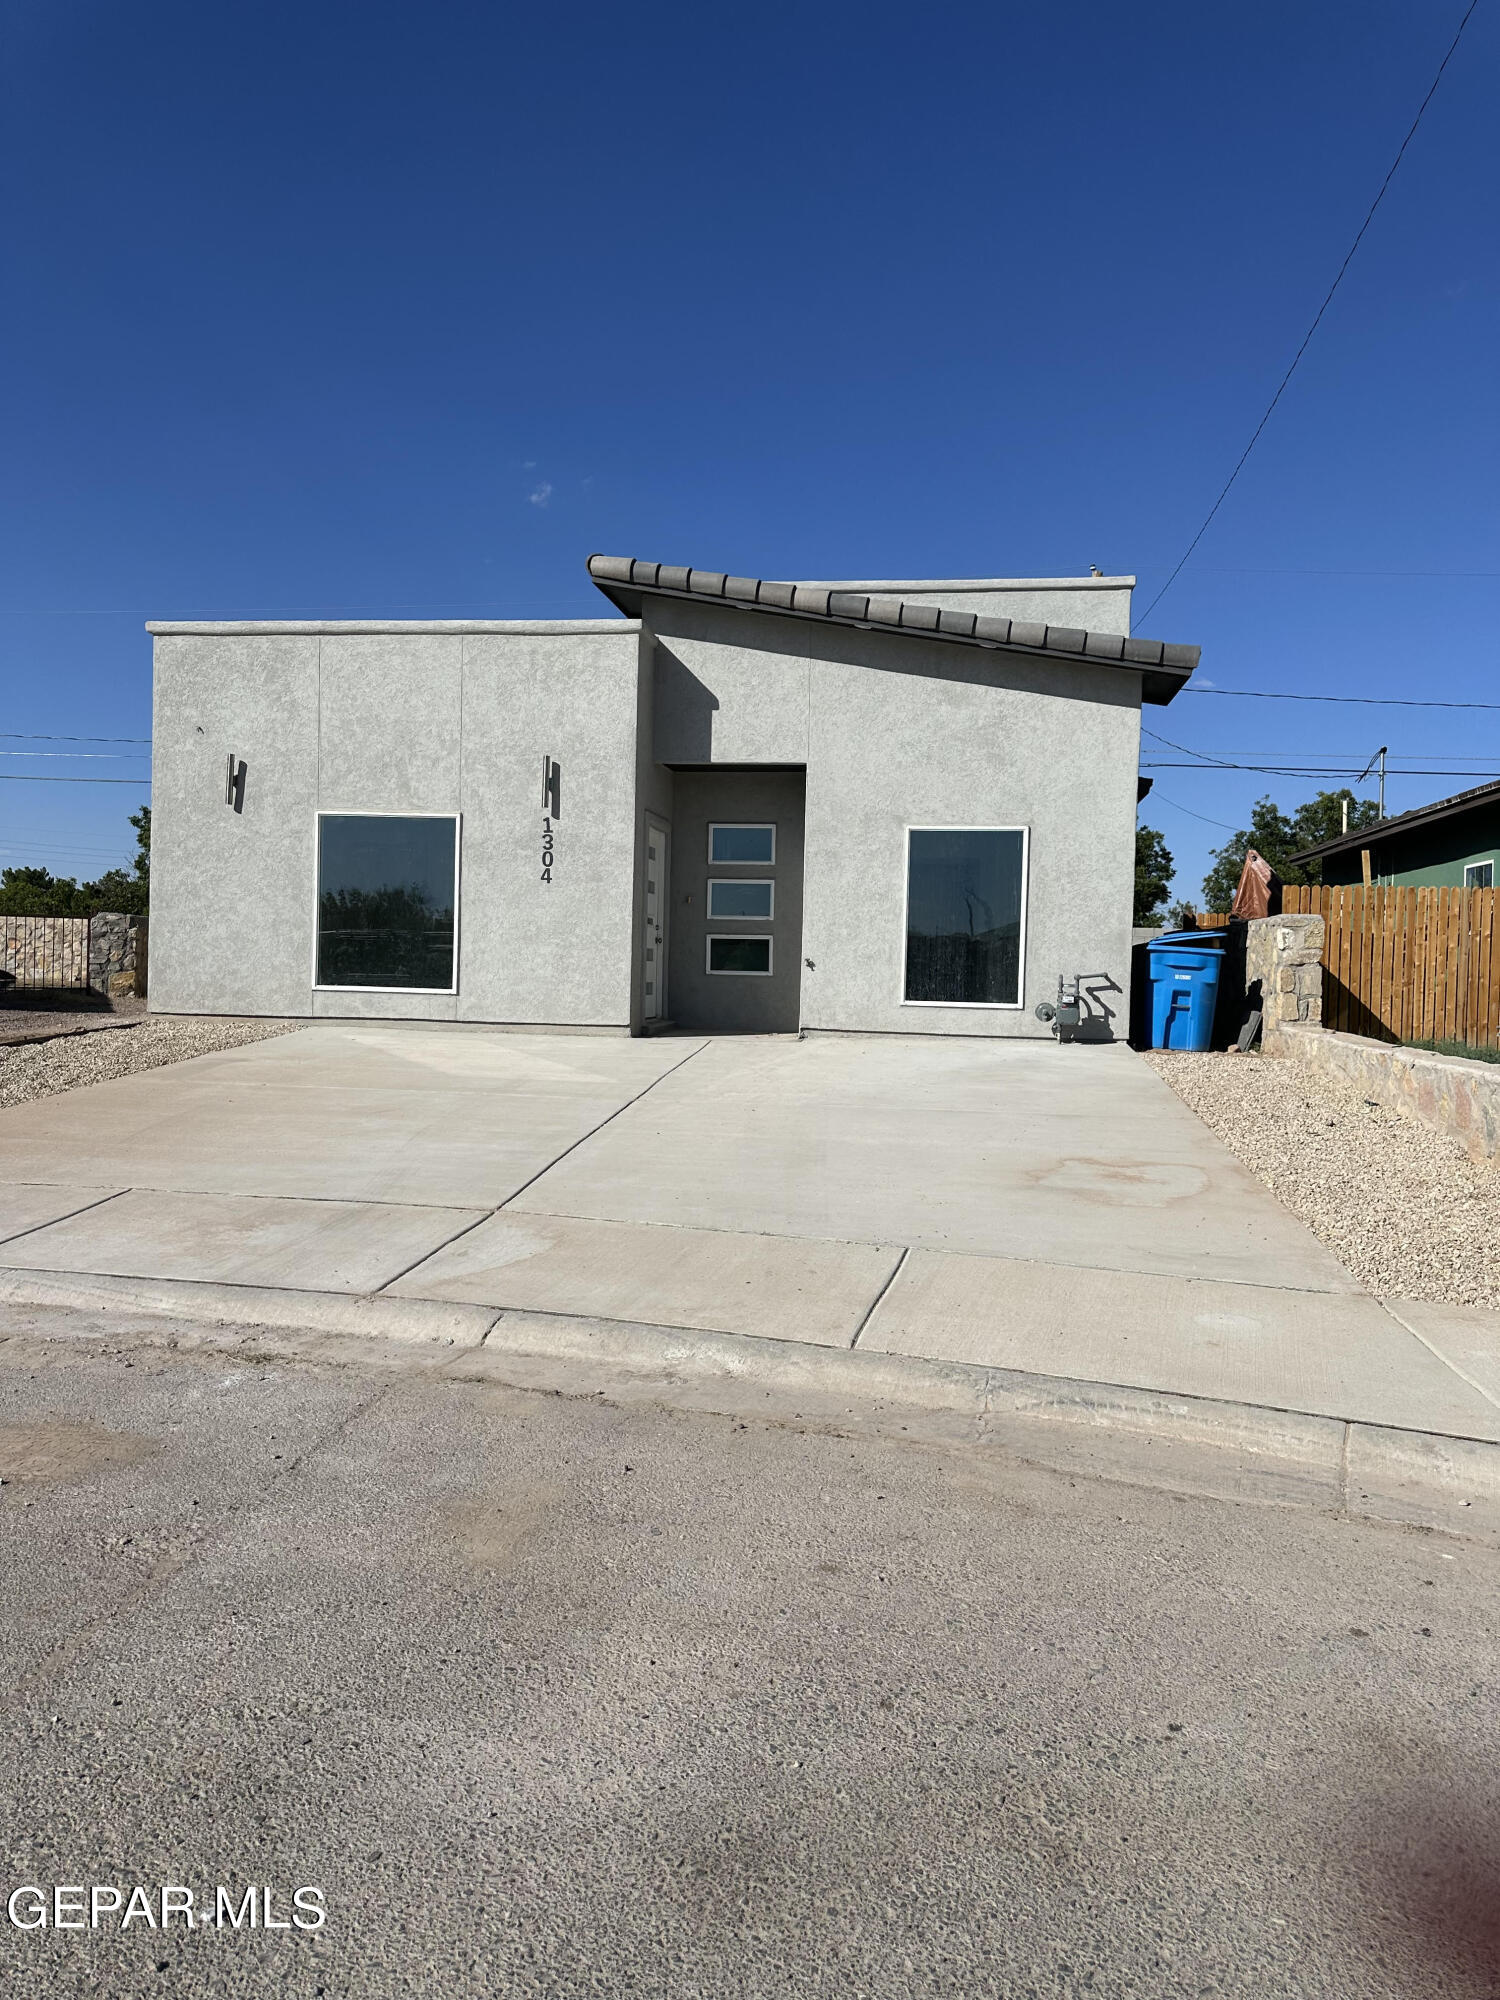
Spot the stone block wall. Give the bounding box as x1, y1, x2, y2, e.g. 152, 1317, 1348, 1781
88, 913, 136, 994
1246, 914, 1323, 1048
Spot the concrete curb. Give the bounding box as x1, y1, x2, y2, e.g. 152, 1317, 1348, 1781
2, 1268, 1498, 1543
0, 1268, 499, 1352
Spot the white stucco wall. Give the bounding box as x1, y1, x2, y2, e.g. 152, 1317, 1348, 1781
797, 574, 1136, 634
150, 589, 1152, 1042
647, 599, 1142, 1039
149, 621, 643, 1026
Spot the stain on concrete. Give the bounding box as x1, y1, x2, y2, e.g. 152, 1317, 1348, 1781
444, 1491, 558, 1574
1028, 1158, 1211, 1206
0, 1419, 155, 1485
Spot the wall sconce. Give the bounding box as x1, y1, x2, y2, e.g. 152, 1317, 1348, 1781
225, 754, 247, 813
542, 755, 561, 818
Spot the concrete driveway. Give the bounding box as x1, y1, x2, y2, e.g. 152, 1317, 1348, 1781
1, 1023, 1499, 1441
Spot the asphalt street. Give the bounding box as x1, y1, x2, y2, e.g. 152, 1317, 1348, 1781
1, 1323, 1497, 1999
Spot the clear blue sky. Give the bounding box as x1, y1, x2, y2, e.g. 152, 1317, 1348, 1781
3, 0, 1495, 902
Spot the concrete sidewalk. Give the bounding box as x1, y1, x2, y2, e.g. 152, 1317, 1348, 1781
1, 1022, 1498, 1527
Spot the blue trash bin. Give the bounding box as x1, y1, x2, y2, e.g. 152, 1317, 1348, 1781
1146, 931, 1227, 1051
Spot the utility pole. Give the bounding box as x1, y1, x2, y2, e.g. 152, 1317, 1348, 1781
1378, 746, 1387, 820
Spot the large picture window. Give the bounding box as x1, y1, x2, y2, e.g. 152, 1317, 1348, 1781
903, 827, 1027, 1007
315, 813, 459, 992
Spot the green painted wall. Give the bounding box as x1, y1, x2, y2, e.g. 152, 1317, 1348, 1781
1320, 801, 1500, 888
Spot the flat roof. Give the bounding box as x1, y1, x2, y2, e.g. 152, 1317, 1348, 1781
145, 620, 640, 636
794, 575, 1136, 591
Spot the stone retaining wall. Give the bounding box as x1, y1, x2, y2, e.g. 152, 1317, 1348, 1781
1276, 1021, 1500, 1164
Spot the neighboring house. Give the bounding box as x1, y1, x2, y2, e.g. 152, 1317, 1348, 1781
146, 555, 1198, 1038
1291, 779, 1500, 890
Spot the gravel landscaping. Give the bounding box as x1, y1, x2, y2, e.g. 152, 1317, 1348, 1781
0, 1016, 303, 1110
1146, 1048, 1500, 1309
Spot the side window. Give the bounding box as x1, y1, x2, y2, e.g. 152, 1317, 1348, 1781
707, 879, 774, 919
708, 824, 775, 865
707, 936, 773, 976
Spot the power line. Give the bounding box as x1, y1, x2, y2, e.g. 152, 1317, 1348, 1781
0, 750, 147, 761
0, 732, 151, 744
0, 775, 151, 786
1141, 729, 1492, 777
1198, 567, 1500, 578
0, 843, 137, 861
1149, 751, 1498, 762
1142, 761, 1497, 777
1136, 0, 1481, 627
1146, 793, 1243, 831
1182, 687, 1500, 710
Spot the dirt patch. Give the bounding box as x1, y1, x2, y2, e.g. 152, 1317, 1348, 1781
0, 1418, 156, 1484
1145, 1049, 1500, 1308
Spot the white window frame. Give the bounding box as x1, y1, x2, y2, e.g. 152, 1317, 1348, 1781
707, 877, 775, 921
706, 934, 774, 977
900, 824, 1030, 1011
708, 822, 776, 866
1464, 861, 1494, 889
312, 809, 462, 996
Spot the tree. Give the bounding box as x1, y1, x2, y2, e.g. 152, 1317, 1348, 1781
1200, 789, 1379, 911
0, 866, 87, 917
129, 805, 150, 882
0, 809, 152, 916
1134, 825, 1173, 925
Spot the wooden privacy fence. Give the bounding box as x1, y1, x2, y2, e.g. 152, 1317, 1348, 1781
1280, 885, 1498, 1049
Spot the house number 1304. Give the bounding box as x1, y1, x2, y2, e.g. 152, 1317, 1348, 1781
541, 755, 560, 884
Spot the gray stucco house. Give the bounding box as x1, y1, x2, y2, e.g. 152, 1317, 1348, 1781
146, 556, 1198, 1039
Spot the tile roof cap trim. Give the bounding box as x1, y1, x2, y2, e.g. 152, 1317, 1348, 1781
586, 556, 1199, 695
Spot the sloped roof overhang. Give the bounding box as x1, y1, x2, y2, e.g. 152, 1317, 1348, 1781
587, 556, 1198, 706
1289, 776, 1500, 865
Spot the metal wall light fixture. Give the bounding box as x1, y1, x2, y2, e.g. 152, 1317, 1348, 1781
225, 754, 247, 813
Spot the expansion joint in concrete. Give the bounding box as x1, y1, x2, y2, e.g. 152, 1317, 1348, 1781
0, 1187, 132, 1253
494, 1037, 711, 1213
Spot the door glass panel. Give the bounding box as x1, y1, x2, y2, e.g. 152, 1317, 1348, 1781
317, 815, 457, 990
905, 829, 1025, 1005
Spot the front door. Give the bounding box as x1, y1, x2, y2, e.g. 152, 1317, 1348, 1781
642, 822, 669, 1022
